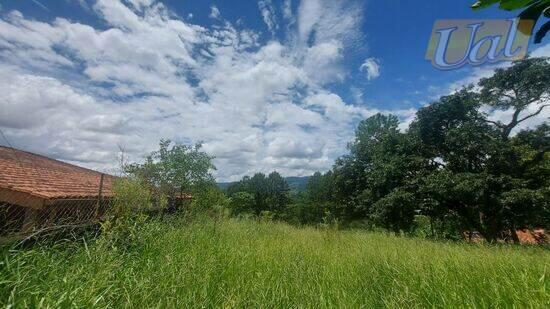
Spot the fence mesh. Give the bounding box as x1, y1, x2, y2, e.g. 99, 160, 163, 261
0, 197, 111, 244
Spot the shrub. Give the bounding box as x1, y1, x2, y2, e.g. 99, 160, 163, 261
229, 191, 255, 215
190, 187, 230, 219
110, 178, 153, 217
100, 178, 153, 249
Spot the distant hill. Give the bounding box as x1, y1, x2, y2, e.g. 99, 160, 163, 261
285, 176, 310, 192
216, 181, 233, 191
217, 176, 310, 192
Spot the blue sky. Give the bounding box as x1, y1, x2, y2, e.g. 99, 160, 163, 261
0, 0, 548, 181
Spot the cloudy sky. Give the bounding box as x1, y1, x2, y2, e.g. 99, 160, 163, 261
0, 0, 548, 181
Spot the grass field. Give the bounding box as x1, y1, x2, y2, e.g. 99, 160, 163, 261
1, 217, 549, 308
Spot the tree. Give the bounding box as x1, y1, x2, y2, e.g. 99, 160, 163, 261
478, 57, 550, 139
287, 171, 337, 224
411, 59, 550, 241
333, 114, 402, 217
472, 0, 550, 43
192, 187, 229, 212
306, 171, 334, 204
125, 139, 216, 198
325, 58, 548, 241
371, 188, 417, 234
229, 191, 255, 215
332, 114, 429, 230
226, 171, 291, 216
266, 171, 291, 213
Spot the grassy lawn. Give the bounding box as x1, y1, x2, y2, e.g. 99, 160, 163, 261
1, 217, 549, 308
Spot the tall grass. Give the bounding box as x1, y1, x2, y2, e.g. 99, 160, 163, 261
1, 217, 548, 308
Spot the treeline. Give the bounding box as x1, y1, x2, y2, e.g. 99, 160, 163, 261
225, 57, 549, 242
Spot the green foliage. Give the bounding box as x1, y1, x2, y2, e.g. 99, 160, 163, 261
226, 171, 291, 216
101, 178, 153, 249
125, 139, 216, 197
111, 178, 154, 217
319, 58, 549, 241
500, 188, 549, 228
1, 218, 549, 307
479, 57, 550, 139
471, 0, 550, 43
371, 188, 417, 234
229, 191, 255, 215
191, 186, 229, 212
331, 113, 429, 229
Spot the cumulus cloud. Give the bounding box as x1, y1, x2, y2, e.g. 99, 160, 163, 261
360, 57, 381, 81
0, 0, 409, 181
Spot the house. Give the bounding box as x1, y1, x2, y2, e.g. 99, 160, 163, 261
0, 146, 115, 238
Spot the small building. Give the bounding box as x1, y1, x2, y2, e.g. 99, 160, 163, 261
0, 146, 115, 239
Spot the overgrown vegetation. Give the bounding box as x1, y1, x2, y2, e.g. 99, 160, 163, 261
226, 57, 550, 242
1, 217, 548, 308
124, 139, 217, 201
0, 58, 548, 308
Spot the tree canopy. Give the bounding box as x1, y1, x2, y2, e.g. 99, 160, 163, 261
125, 139, 216, 197
226, 171, 291, 216
300, 57, 549, 242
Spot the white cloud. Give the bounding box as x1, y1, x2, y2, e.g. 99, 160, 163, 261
0, 0, 408, 181
258, 0, 278, 35
282, 0, 293, 21
209, 5, 221, 19
30, 0, 50, 12
482, 102, 549, 135
296, 0, 363, 48
531, 43, 550, 58
360, 57, 381, 81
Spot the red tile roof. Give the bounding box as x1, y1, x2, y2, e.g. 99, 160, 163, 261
0, 146, 115, 200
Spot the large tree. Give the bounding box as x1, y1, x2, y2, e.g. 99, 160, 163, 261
411, 58, 549, 241
333, 114, 429, 231
125, 139, 216, 198
478, 57, 550, 139
330, 58, 549, 241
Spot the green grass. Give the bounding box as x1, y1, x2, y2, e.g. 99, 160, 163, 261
1, 217, 549, 308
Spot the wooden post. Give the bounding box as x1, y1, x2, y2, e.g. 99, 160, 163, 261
94, 174, 104, 220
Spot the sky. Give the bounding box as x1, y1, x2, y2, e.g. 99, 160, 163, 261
0, 0, 548, 181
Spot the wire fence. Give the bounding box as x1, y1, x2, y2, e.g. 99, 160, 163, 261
0, 198, 111, 245
0, 129, 118, 244
0, 189, 191, 245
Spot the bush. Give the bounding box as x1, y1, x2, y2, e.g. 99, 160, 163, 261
229, 191, 255, 215
189, 187, 230, 221
100, 178, 153, 249
110, 178, 153, 217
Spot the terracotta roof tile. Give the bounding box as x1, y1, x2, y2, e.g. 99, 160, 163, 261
0, 146, 115, 200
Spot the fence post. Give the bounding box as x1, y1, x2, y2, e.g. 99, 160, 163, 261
94, 174, 104, 220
